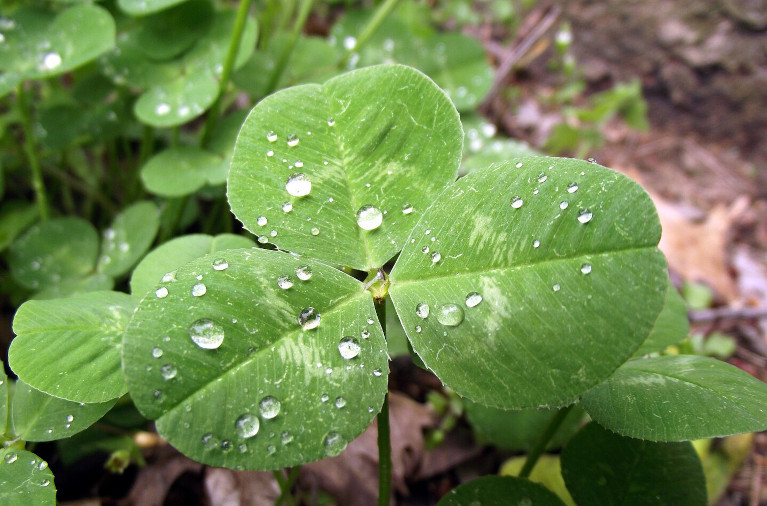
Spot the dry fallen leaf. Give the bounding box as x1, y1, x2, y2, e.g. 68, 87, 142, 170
204, 468, 280, 506
118, 444, 202, 506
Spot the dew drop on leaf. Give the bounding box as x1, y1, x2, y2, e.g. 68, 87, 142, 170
321, 394, 329, 403
298, 307, 321, 330
577, 209, 593, 224
361, 329, 370, 339
286, 134, 299, 147
282, 202, 293, 213
560, 201, 569, 210
155, 287, 168, 298
567, 183, 579, 193
41, 52, 62, 71
327, 117, 335, 126
373, 368, 383, 377
277, 275, 294, 289
416, 303, 430, 318
338, 337, 361, 359
266, 131, 277, 142
421, 246, 430, 254
266, 444, 276, 455
296, 266, 312, 280
553, 284, 561, 292
151, 347, 163, 358
281, 431, 293, 444
437, 304, 464, 326
257, 216, 267, 226
286, 173, 311, 197
40, 479, 50, 487
356, 205, 383, 231
538, 173, 548, 183
189, 318, 225, 349
201, 433, 219, 450
402, 203, 414, 214
581, 263, 593, 275
221, 440, 232, 452
235, 414, 260, 438
335, 397, 346, 408
258, 396, 281, 419
431, 252, 441, 263
294, 160, 303, 168
311, 227, 320, 236
212, 258, 228, 271
161, 364, 177, 380
533, 240, 541, 248
155, 103, 170, 116
4, 453, 17, 464
465, 292, 483, 308
415, 325, 422, 333
366, 317, 374, 325
511, 196, 524, 209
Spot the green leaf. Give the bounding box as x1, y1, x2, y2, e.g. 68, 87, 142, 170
101, 32, 183, 89
634, 280, 689, 356
8, 217, 99, 292
183, 10, 258, 74
134, 72, 219, 128
141, 147, 223, 197
0, 369, 8, 436
207, 110, 249, 184
228, 64, 463, 270
9, 291, 135, 403
581, 355, 767, 441
0, 202, 38, 252
561, 422, 707, 505
98, 201, 160, 277
130, 234, 255, 297
10, 381, 117, 442
122, 249, 388, 470
0, 5, 115, 81
464, 401, 585, 452
389, 157, 667, 409
437, 476, 566, 506
0, 448, 56, 505
33, 273, 114, 301
135, 0, 214, 61
118, 0, 189, 16
500, 455, 575, 506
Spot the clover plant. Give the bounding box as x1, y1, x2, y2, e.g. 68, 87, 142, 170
2, 2, 767, 505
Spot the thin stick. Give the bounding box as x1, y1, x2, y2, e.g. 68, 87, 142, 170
375, 299, 392, 506
519, 404, 574, 478
17, 83, 49, 220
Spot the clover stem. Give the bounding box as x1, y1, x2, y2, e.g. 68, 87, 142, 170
17, 83, 49, 221
139, 125, 155, 166
264, 0, 315, 97
337, 0, 401, 69
274, 465, 301, 506
519, 404, 575, 478
374, 298, 392, 506
200, 0, 254, 147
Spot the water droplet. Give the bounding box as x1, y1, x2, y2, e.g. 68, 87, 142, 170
311, 227, 320, 236
515, 162, 524, 168
587, 157, 597, 164
235, 414, 260, 438
66, 415, 74, 423
153, 390, 163, 401
40, 479, 50, 487
267, 150, 274, 157
296, 266, 312, 280
151, 347, 163, 358
4, 453, 17, 464
257, 216, 267, 226
286, 134, 299, 147
259, 396, 281, 419
567, 183, 579, 193
202, 433, 219, 450
294, 160, 304, 168
538, 173, 548, 183
335, 397, 346, 408
238, 443, 248, 453
155, 103, 170, 116
437, 304, 464, 326
212, 258, 228, 271
373, 369, 383, 377
581, 263, 592, 275
321, 394, 329, 403
282, 202, 293, 213
327, 117, 335, 126
266, 444, 276, 455
338, 337, 361, 359
416, 303, 430, 319
281, 431, 294, 444
465, 292, 483, 308
553, 284, 561, 292
189, 318, 225, 349
343, 36, 357, 50
560, 201, 569, 210
366, 317, 374, 325
155, 287, 168, 298
577, 209, 593, 224
356, 205, 383, 231
191, 283, 207, 297
421, 246, 430, 254
533, 240, 541, 248
402, 203, 414, 214
38, 462, 48, 470
431, 252, 441, 263
266, 131, 277, 142
415, 325, 422, 333
161, 364, 177, 380
258, 235, 268, 244
511, 196, 524, 209
286, 173, 311, 197
277, 275, 294, 289
361, 329, 370, 339
40, 52, 62, 70
221, 440, 232, 452
162, 271, 176, 282
298, 307, 321, 330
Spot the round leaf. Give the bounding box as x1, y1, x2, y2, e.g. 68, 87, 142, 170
389, 157, 667, 409
8, 217, 99, 291
9, 291, 134, 403
135, 0, 213, 61
98, 201, 160, 277
437, 476, 566, 506
561, 422, 707, 505
634, 280, 689, 356
11, 381, 117, 442
100, 32, 183, 89
33, 273, 114, 301
130, 234, 255, 297
228, 64, 463, 270
134, 72, 219, 128
122, 249, 388, 470
582, 355, 767, 441
0, 449, 55, 505
118, 0, 189, 16
0, 201, 38, 252
183, 10, 258, 73
141, 147, 223, 197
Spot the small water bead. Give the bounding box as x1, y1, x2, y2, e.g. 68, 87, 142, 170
366, 317, 374, 325
4, 453, 17, 464
361, 329, 370, 339
189, 318, 225, 349
587, 157, 597, 164
155, 287, 168, 298
553, 284, 561, 292
38, 462, 48, 471
416, 303, 430, 318
155, 103, 170, 116
282, 202, 293, 213
153, 390, 163, 401
294, 160, 304, 168
266, 444, 276, 455
221, 440, 233, 452
538, 173, 548, 183
581, 263, 592, 275
162, 271, 176, 282
258, 235, 268, 244
311, 227, 320, 236
335, 397, 346, 408
281, 431, 294, 444
161, 364, 177, 380
270, 230, 277, 237
296, 266, 312, 280
257, 216, 267, 226
577, 209, 593, 224
437, 304, 465, 326
298, 307, 321, 330
338, 337, 361, 359
327, 117, 335, 126
266, 131, 277, 142
373, 369, 383, 377
402, 203, 414, 215
212, 258, 229, 271
415, 325, 422, 333
356, 205, 383, 231
277, 275, 294, 289
511, 196, 524, 209
421, 246, 430, 254
533, 240, 541, 248
286, 134, 299, 147
151, 347, 163, 358
267, 150, 274, 157
286, 173, 311, 197
191, 283, 207, 297
567, 183, 579, 193
515, 162, 524, 168
259, 396, 281, 419
235, 414, 260, 438
431, 252, 441, 263
465, 292, 483, 308
321, 394, 330, 403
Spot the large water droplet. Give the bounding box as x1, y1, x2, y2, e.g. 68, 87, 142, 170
296, 266, 312, 280
286, 134, 299, 147
560, 201, 569, 210
577, 209, 593, 224
338, 337, 361, 359
437, 304, 464, 326
416, 303, 430, 319
298, 307, 321, 330
335, 397, 346, 408
580, 263, 592, 275
286, 173, 311, 197
567, 183, 579, 193
277, 275, 294, 289
356, 205, 383, 230
511, 196, 524, 209
402, 203, 414, 215
191, 283, 207, 297
151, 347, 163, 358
161, 364, 177, 380
259, 396, 281, 419
235, 413, 260, 439
212, 258, 228, 271
465, 292, 483, 308
155, 287, 168, 298
189, 318, 225, 349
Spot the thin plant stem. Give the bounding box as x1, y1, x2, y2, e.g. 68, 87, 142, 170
337, 0, 401, 69
274, 466, 301, 506
17, 83, 49, 220
139, 125, 154, 166
374, 298, 392, 506
200, 0, 254, 147
519, 404, 575, 478
263, 0, 315, 96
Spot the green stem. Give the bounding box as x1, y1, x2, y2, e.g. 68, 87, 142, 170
337, 0, 401, 69
274, 466, 301, 506
139, 125, 155, 166
17, 83, 49, 220
263, 0, 315, 96
374, 298, 392, 506
200, 0, 254, 147
519, 404, 575, 478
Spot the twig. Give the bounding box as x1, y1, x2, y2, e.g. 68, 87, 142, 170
688, 307, 767, 324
